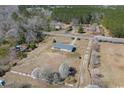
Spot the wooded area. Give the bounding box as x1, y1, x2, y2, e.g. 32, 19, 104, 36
52, 5, 124, 38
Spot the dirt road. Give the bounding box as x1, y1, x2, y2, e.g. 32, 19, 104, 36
78, 39, 93, 87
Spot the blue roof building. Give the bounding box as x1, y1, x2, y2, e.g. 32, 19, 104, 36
52, 43, 76, 52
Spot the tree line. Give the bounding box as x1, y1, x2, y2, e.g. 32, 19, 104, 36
52, 5, 124, 38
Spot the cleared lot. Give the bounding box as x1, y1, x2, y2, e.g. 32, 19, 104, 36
1, 36, 88, 87
99, 42, 124, 87
0, 72, 60, 88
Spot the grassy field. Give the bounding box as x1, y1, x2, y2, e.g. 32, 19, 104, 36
99, 42, 124, 87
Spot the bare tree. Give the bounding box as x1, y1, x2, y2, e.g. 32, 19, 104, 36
31, 67, 53, 83
31, 67, 62, 84
59, 63, 70, 79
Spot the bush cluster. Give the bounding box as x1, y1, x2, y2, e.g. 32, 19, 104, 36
17, 51, 27, 59
32, 63, 77, 84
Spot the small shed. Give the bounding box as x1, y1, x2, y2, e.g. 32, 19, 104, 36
52, 43, 76, 52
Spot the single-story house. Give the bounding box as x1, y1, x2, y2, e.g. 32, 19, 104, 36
50, 21, 64, 31
52, 43, 76, 52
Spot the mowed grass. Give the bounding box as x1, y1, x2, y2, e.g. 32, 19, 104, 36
0, 44, 10, 58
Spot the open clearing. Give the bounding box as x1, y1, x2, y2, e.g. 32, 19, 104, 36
1, 36, 88, 87
99, 42, 124, 87
0, 72, 61, 88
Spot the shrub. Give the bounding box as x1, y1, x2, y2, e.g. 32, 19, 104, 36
77, 38, 80, 40
64, 76, 77, 84
59, 63, 70, 79
0, 65, 10, 76
78, 25, 84, 33
92, 43, 100, 52
0, 40, 9, 45
17, 51, 27, 59
32, 68, 53, 83
71, 37, 75, 40
69, 67, 77, 76
5, 82, 32, 88
53, 39, 56, 43
36, 32, 44, 43
66, 26, 72, 32
111, 27, 124, 38
0, 45, 10, 58
27, 42, 37, 50
9, 61, 17, 67
19, 84, 32, 88
51, 72, 62, 84
38, 69, 53, 83
0, 68, 5, 76
31, 68, 62, 84
18, 33, 26, 44
11, 12, 19, 21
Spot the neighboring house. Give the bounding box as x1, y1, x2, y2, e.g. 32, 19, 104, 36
55, 25, 61, 30
50, 21, 63, 31
52, 42, 76, 52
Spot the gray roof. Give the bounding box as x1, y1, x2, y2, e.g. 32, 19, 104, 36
53, 43, 75, 51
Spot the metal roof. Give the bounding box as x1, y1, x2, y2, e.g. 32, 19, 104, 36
53, 43, 75, 51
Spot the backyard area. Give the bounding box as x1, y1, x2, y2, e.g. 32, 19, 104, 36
0, 36, 89, 87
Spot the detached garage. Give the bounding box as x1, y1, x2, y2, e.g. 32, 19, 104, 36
52, 43, 76, 52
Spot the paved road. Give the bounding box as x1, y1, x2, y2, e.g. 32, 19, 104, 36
43, 32, 124, 43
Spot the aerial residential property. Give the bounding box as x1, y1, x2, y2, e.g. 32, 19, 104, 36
0, 5, 124, 88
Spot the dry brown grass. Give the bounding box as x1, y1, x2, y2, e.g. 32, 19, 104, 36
0, 72, 61, 88
99, 42, 124, 87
